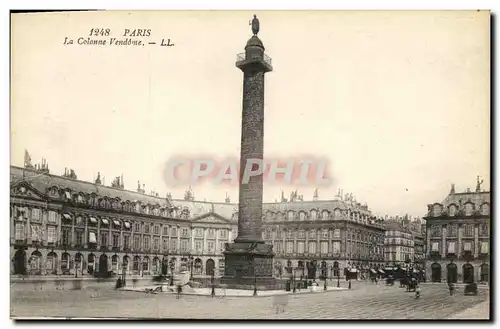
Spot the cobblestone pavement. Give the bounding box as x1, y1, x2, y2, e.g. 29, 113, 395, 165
447, 299, 490, 320
11, 281, 489, 319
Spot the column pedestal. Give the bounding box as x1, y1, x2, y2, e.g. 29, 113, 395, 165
222, 242, 280, 290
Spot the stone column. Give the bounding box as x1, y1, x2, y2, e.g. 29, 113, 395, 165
176, 226, 180, 253
108, 226, 112, 249
457, 224, 462, 260
474, 225, 479, 258
84, 216, 88, 249
26, 213, 31, 245
316, 229, 320, 257
215, 229, 219, 254
293, 232, 297, 254
96, 220, 101, 249
235, 68, 265, 243
426, 225, 431, 258
441, 225, 446, 256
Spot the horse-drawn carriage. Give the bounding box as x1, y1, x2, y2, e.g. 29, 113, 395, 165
406, 278, 418, 292
386, 275, 395, 286
464, 283, 478, 296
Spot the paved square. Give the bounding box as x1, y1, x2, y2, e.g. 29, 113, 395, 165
11, 281, 489, 319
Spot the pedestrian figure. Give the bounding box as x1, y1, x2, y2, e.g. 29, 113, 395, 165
448, 283, 454, 295
273, 294, 289, 314
415, 284, 421, 299
176, 284, 182, 299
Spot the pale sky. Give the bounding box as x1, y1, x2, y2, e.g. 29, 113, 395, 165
10, 11, 490, 217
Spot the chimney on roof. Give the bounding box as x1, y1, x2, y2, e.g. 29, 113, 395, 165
313, 188, 318, 201
95, 172, 102, 185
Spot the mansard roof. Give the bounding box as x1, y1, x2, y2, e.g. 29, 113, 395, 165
263, 200, 352, 213
383, 220, 412, 233
10, 166, 173, 207
441, 191, 490, 208
170, 197, 374, 222
173, 199, 237, 221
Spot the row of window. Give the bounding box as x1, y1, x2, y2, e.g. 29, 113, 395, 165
385, 252, 412, 262
431, 202, 490, 217
430, 223, 489, 237
14, 222, 232, 254
263, 228, 383, 242
12, 207, 236, 239
45, 187, 189, 218
384, 238, 415, 246
385, 231, 413, 239
265, 209, 376, 224
272, 241, 384, 255
430, 240, 489, 254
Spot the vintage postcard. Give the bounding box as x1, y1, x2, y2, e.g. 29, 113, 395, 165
9, 10, 490, 320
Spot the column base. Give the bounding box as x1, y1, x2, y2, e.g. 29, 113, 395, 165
222, 241, 281, 290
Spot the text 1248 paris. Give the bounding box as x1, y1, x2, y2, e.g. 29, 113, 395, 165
64, 37, 144, 46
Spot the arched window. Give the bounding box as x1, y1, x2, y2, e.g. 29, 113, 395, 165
481, 203, 490, 216
432, 204, 442, 217
464, 203, 474, 216
448, 204, 457, 216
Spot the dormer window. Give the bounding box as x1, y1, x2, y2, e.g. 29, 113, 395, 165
464, 203, 474, 216
481, 203, 490, 216
77, 194, 84, 203
49, 187, 59, 197
448, 205, 457, 217
64, 191, 72, 200
432, 204, 442, 217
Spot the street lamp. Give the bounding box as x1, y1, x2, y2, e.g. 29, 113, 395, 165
252, 257, 258, 297
292, 267, 296, 293
189, 255, 194, 281
122, 262, 127, 287
169, 261, 175, 286
337, 267, 340, 288
211, 270, 215, 297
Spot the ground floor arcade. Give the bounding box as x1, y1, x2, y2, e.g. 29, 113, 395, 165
10, 246, 226, 277
425, 260, 490, 284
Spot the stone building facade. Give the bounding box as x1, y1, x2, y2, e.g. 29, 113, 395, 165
383, 220, 415, 264
10, 165, 231, 278
10, 165, 386, 279
423, 181, 490, 283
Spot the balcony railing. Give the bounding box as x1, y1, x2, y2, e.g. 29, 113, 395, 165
236, 52, 272, 66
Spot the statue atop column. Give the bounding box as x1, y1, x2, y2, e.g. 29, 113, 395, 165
251, 14, 260, 36
476, 175, 484, 192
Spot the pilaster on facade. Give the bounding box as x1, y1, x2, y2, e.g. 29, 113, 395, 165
474, 226, 479, 258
